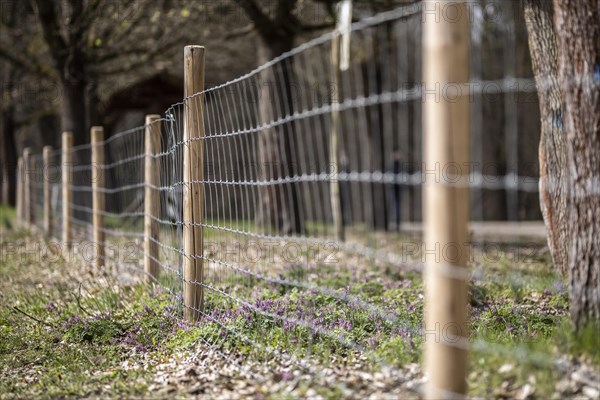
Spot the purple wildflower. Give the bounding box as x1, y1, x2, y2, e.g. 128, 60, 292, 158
338, 319, 353, 331
62, 315, 82, 330
553, 282, 565, 293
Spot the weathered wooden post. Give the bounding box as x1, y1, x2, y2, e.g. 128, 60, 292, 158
330, 0, 352, 242
144, 115, 161, 283
330, 33, 345, 242
183, 45, 206, 322
423, 1, 471, 398
43, 146, 53, 235
23, 148, 32, 227
91, 127, 105, 268
62, 132, 73, 249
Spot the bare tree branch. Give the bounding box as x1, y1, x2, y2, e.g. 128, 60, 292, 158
0, 45, 54, 80
232, 0, 276, 38
33, 0, 69, 67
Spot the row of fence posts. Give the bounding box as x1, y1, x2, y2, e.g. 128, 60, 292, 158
14, 46, 207, 325
12, 3, 471, 395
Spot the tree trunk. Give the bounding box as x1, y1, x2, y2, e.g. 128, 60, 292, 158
60, 77, 88, 146
522, 0, 568, 277
0, 104, 17, 206
255, 36, 304, 234
0, 1, 26, 207
553, 0, 600, 327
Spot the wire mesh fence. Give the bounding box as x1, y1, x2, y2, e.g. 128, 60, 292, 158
17, 2, 580, 398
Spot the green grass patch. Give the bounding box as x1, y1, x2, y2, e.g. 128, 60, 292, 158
0, 227, 193, 399
1, 220, 597, 399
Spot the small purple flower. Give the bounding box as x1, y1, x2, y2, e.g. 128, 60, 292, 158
122, 331, 137, 345
176, 320, 188, 330
338, 319, 353, 331
45, 302, 57, 312
62, 315, 82, 330
553, 282, 565, 293
276, 304, 285, 316
135, 343, 147, 352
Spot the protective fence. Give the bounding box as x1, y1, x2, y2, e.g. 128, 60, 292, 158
15, 3, 576, 398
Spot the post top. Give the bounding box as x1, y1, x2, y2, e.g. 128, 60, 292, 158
184, 46, 205, 59
145, 114, 162, 123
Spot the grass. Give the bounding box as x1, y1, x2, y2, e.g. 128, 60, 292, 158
0, 209, 183, 398
176, 239, 598, 398
0, 205, 598, 399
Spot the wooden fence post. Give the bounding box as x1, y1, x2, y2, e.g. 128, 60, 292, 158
330, 34, 345, 242
16, 157, 23, 224
423, 1, 471, 398
43, 146, 52, 235
183, 45, 206, 322
23, 148, 32, 227
62, 132, 73, 249
91, 127, 105, 268
144, 115, 161, 283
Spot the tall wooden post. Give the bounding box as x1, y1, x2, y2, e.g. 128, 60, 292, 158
62, 132, 73, 249
423, 1, 471, 398
23, 148, 32, 227
144, 115, 161, 283
43, 146, 52, 235
183, 45, 205, 322
330, 34, 345, 242
91, 127, 105, 268
16, 157, 23, 223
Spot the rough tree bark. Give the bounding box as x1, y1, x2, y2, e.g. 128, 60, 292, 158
522, 0, 568, 277
553, 0, 600, 327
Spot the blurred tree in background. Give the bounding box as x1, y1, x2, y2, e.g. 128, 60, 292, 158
0, 0, 543, 231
